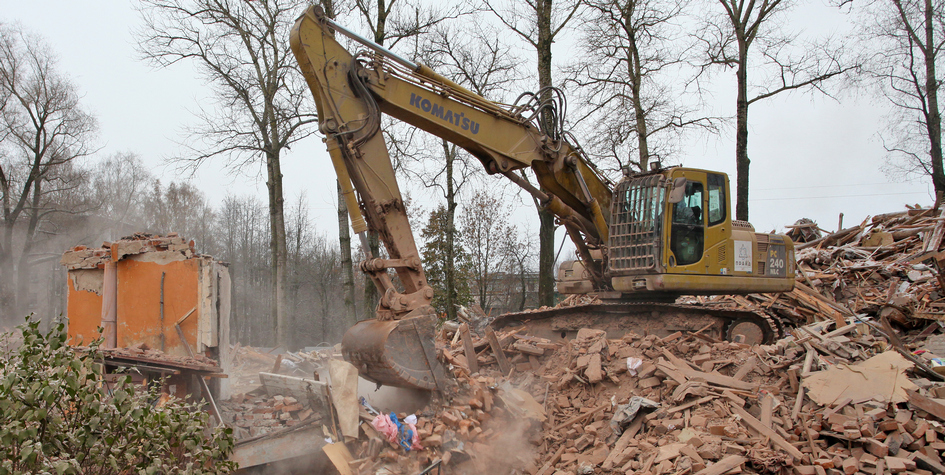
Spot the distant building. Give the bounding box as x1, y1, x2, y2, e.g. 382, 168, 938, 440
482, 271, 540, 316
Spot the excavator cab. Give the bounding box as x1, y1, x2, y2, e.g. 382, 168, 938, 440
568, 167, 795, 298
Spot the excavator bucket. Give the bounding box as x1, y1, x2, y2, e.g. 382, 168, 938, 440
341, 312, 450, 392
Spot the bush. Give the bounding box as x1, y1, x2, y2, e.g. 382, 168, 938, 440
0, 316, 237, 475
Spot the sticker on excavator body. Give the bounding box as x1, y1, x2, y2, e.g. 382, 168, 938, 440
766, 244, 787, 277
733, 240, 752, 273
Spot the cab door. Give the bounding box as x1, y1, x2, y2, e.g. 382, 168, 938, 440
668, 176, 705, 268
666, 170, 732, 274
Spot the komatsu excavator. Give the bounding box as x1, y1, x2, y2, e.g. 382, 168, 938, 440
290, 7, 795, 392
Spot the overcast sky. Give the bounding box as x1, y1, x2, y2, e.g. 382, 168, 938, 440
0, 0, 932, 256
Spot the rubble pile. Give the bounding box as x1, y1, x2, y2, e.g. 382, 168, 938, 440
220, 392, 325, 439
703, 206, 945, 329
227, 344, 323, 393
221, 205, 945, 474
334, 205, 945, 474
61, 232, 199, 267
384, 318, 945, 475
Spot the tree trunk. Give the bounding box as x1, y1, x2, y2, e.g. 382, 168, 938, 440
734, 38, 751, 222
363, 232, 380, 321
443, 140, 458, 321
536, 0, 556, 307
266, 150, 287, 349
924, 0, 945, 195
15, 250, 31, 319
518, 261, 527, 311
337, 180, 356, 325
627, 23, 650, 171
0, 221, 15, 321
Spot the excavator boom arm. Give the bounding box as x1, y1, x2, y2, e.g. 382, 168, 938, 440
291, 6, 612, 312
290, 6, 613, 390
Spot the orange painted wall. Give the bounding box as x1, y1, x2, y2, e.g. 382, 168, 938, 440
115, 258, 200, 358
66, 273, 104, 346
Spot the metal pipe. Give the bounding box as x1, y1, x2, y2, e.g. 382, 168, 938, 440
358, 231, 373, 259
502, 170, 600, 240
315, 8, 482, 102
316, 11, 417, 70
501, 170, 550, 202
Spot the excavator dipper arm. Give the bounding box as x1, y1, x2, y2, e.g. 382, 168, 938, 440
290, 6, 611, 390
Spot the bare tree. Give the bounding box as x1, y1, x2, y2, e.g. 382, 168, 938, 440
0, 24, 98, 320
568, 0, 719, 173
89, 152, 154, 238
143, 180, 217, 250
335, 180, 358, 325
137, 0, 318, 348
401, 23, 518, 320
214, 194, 271, 344
481, 0, 582, 307
461, 190, 511, 312
500, 223, 533, 312
696, 0, 854, 220
854, 0, 945, 194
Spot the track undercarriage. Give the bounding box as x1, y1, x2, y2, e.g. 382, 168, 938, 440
490, 302, 782, 346
343, 301, 783, 392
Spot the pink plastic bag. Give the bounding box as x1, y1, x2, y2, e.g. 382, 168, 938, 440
371, 414, 399, 444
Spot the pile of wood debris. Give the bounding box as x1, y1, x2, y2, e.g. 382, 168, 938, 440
221, 391, 327, 439
226, 343, 330, 394
702, 205, 945, 330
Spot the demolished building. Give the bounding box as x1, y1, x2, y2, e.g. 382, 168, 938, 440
60, 233, 232, 402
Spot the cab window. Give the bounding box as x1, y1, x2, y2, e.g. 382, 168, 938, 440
707, 173, 725, 226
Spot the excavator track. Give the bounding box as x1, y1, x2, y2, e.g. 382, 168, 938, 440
490, 302, 783, 345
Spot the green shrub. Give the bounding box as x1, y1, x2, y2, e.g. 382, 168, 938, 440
0, 316, 237, 475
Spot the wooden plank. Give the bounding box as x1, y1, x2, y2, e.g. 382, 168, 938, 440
655, 361, 689, 385
322, 442, 354, 475
459, 323, 479, 374
688, 368, 757, 391
924, 209, 945, 253
512, 341, 545, 356
906, 389, 945, 421
693, 455, 747, 475
662, 350, 756, 391
801, 346, 815, 376
485, 326, 512, 375
552, 404, 608, 432
732, 405, 804, 460
825, 323, 858, 339
535, 445, 566, 475
761, 393, 773, 429
822, 398, 852, 419
602, 426, 637, 471
660, 331, 683, 343
733, 356, 756, 381
667, 395, 717, 414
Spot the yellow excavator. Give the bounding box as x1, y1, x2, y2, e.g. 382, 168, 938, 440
290, 7, 795, 392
